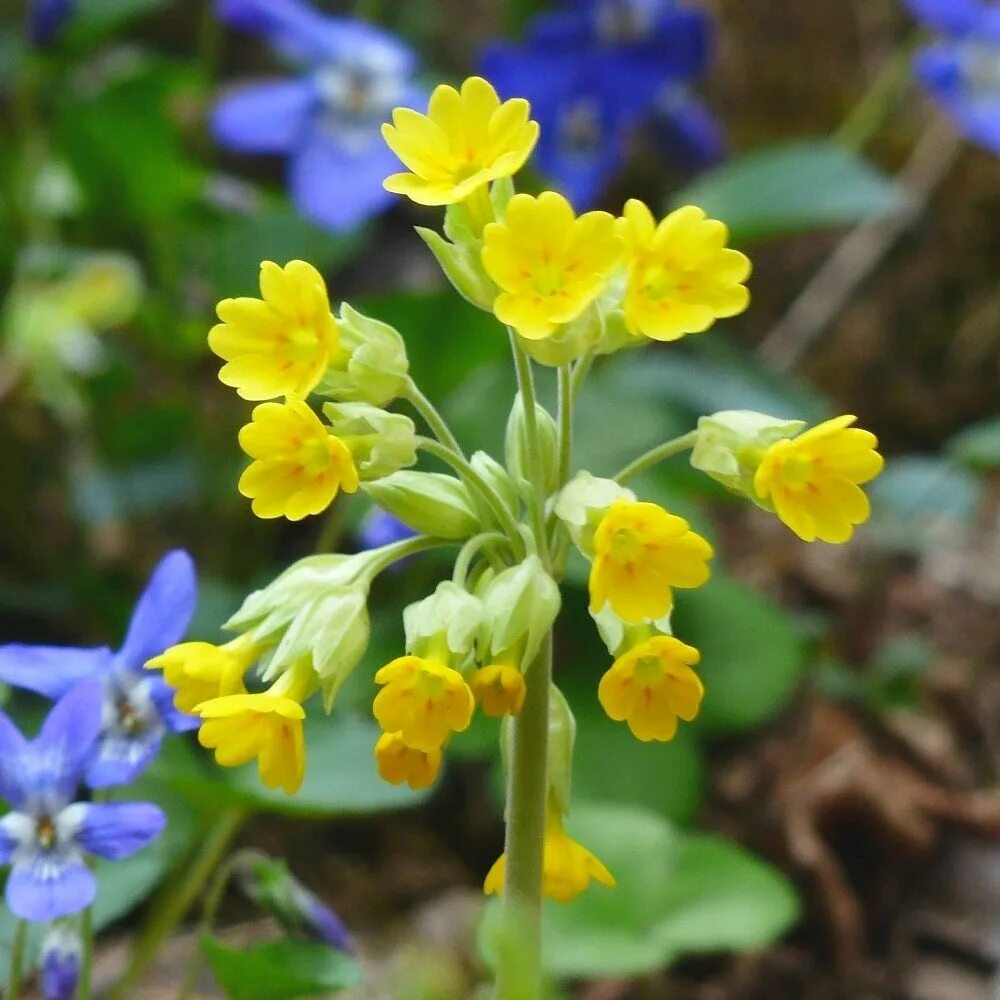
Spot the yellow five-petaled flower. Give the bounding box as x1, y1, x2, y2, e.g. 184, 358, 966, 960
146, 638, 254, 713
598, 635, 704, 742
482, 191, 622, 340
589, 499, 713, 623
618, 202, 750, 342
209, 260, 339, 401
470, 664, 526, 717
374, 731, 442, 790
753, 415, 884, 543
238, 398, 359, 521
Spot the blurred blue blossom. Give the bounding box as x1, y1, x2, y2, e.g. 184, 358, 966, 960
906, 0, 1000, 154
0, 550, 198, 788
0, 681, 165, 921
212, 0, 424, 231
358, 508, 417, 551
41, 922, 81, 1000
29, 0, 75, 47
482, 0, 724, 206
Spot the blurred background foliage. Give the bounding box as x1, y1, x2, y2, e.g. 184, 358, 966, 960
2, 0, 1000, 996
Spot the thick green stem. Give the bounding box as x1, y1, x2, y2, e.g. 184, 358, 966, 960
7, 920, 28, 1000
614, 431, 698, 484
109, 809, 248, 1000
556, 365, 572, 490
76, 907, 94, 1000
417, 437, 526, 558
404, 379, 465, 456
496, 634, 552, 1000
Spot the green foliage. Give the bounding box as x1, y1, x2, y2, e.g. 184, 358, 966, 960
479, 803, 799, 980
201, 937, 362, 999
68, 0, 176, 44
675, 576, 807, 735
948, 417, 1000, 471
674, 140, 904, 241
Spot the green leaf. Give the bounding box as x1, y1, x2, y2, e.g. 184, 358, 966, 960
675, 141, 904, 241
948, 417, 1000, 471
202, 937, 362, 999
479, 804, 799, 980
68, 0, 175, 43
674, 576, 807, 735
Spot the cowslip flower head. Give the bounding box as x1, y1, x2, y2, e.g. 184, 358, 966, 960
0, 550, 198, 788
373, 656, 474, 752
0, 681, 165, 921
382, 76, 539, 208
484, 811, 615, 903
374, 730, 442, 790
146, 637, 256, 714
209, 260, 339, 401
753, 415, 884, 544
470, 664, 526, 717
197, 694, 306, 794
238, 398, 359, 520
598, 634, 703, 741
618, 201, 750, 341
482, 191, 622, 340
589, 499, 713, 623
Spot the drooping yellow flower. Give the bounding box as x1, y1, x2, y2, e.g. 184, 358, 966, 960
373, 656, 474, 752
146, 638, 255, 714
470, 664, 526, 717
589, 500, 713, 623
618, 201, 750, 342
382, 76, 538, 208
238, 398, 359, 520
196, 693, 306, 794
598, 635, 703, 742
753, 414, 884, 544
209, 260, 338, 401
484, 812, 615, 902
374, 731, 442, 790
482, 192, 622, 340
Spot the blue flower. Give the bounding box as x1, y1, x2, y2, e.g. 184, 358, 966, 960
481, 0, 723, 207
211, 0, 424, 231
0, 681, 165, 921
358, 509, 417, 552
0, 550, 198, 788
905, 0, 1000, 154
40, 922, 81, 1000
29, 0, 75, 47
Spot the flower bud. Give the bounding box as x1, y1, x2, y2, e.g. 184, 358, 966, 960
362, 471, 480, 540
690, 410, 806, 501
517, 305, 602, 367
41, 922, 81, 1000
553, 471, 636, 557
403, 581, 484, 667
236, 853, 354, 953
505, 392, 558, 495
225, 553, 377, 639
416, 227, 496, 311
470, 450, 519, 513
321, 401, 417, 480
316, 303, 409, 406
261, 586, 371, 711
547, 684, 577, 817
481, 556, 561, 668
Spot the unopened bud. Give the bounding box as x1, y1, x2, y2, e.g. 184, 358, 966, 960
362, 471, 479, 540
322, 401, 417, 480
505, 393, 558, 495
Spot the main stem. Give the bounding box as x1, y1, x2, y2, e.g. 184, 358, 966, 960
7, 920, 27, 1000
496, 634, 552, 1000
77, 906, 94, 1000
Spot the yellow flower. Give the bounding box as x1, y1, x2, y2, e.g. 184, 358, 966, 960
382, 76, 538, 207
208, 260, 338, 401
373, 656, 474, 752
753, 414, 884, 543
146, 639, 254, 714
598, 635, 703, 742
196, 693, 306, 794
589, 500, 713, 623
618, 201, 750, 342
484, 812, 615, 903
470, 664, 526, 717
482, 191, 622, 340
374, 731, 442, 790
238, 398, 359, 520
